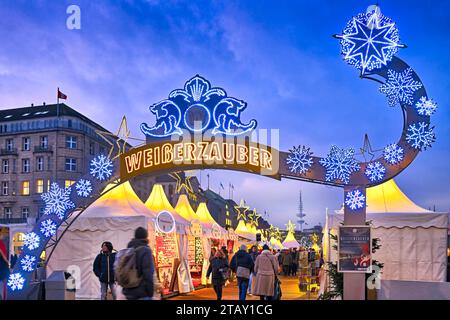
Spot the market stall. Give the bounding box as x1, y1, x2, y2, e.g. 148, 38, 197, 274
323, 179, 449, 282
174, 194, 204, 288
144, 184, 193, 295
282, 231, 301, 249
47, 181, 155, 300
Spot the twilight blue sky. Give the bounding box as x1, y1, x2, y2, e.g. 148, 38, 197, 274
0, 0, 449, 229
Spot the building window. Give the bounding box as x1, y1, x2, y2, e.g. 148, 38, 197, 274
2, 181, 8, 195
4, 207, 12, 219
2, 160, 9, 174
6, 139, 13, 151
22, 137, 30, 151
22, 181, 30, 195
22, 159, 30, 173
65, 158, 77, 172
47, 157, 52, 170
47, 179, 50, 192
65, 180, 75, 188
89, 142, 95, 155
36, 157, 44, 171
36, 179, 44, 194
66, 136, 77, 149
22, 207, 29, 219
40, 136, 48, 148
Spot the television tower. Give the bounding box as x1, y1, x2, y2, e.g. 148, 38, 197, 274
297, 190, 306, 232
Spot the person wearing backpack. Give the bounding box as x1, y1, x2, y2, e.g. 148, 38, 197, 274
206, 249, 229, 300
230, 244, 254, 300
93, 241, 117, 300
118, 227, 154, 300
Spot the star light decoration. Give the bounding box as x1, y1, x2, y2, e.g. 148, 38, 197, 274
383, 143, 404, 165
247, 209, 261, 228
415, 96, 437, 116
234, 199, 250, 221
267, 225, 276, 239
286, 145, 313, 175
170, 172, 197, 201
345, 189, 366, 210
406, 122, 435, 150
365, 161, 386, 182
273, 227, 283, 241
379, 67, 423, 107
285, 220, 296, 234
41, 183, 75, 220
96, 116, 130, 161
335, 6, 405, 74
319, 145, 360, 185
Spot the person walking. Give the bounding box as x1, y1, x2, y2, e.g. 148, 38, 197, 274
93, 241, 117, 300
248, 245, 259, 294
206, 249, 229, 300
282, 250, 292, 276
230, 244, 254, 300
121, 227, 155, 300
291, 248, 299, 276
253, 244, 279, 300
209, 247, 217, 263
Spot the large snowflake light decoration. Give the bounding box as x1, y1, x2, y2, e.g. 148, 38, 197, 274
41, 183, 75, 220
336, 7, 403, 73
383, 143, 404, 165
379, 67, 423, 107
40, 219, 57, 238
286, 145, 313, 174
20, 255, 37, 272
345, 189, 366, 210
23, 232, 40, 251
415, 96, 437, 116
7, 273, 25, 291
365, 161, 386, 182
90, 154, 113, 181
75, 179, 93, 197
406, 122, 435, 150
319, 145, 360, 184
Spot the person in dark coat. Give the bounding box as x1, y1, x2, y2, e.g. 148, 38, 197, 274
206, 249, 229, 300
122, 227, 155, 300
230, 244, 254, 300
291, 248, 299, 276
281, 250, 293, 276
93, 241, 117, 300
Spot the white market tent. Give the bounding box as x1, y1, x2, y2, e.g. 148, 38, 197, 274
47, 181, 155, 300
282, 231, 301, 249
144, 184, 194, 294
235, 219, 256, 241
323, 179, 449, 282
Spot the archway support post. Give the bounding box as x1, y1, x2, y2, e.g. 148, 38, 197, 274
343, 186, 367, 300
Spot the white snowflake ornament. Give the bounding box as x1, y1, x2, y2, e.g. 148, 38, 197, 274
365, 161, 386, 182
319, 145, 360, 184
75, 179, 93, 197
40, 219, 57, 238
379, 67, 422, 107
383, 143, 404, 165
20, 255, 37, 272
406, 122, 435, 150
286, 145, 313, 174
415, 96, 437, 116
7, 273, 25, 291
345, 189, 366, 210
90, 154, 114, 181
41, 183, 75, 220
23, 232, 40, 250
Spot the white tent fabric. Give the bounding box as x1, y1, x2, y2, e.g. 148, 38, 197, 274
323, 179, 449, 282
47, 181, 155, 300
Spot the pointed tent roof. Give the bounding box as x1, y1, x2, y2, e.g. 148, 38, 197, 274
145, 184, 189, 225
175, 194, 198, 222
270, 237, 284, 249
336, 179, 432, 214
235, 219, 256, 241
282, 231, 301, 249
82, 181, 156, 218
196, 202, 228, 238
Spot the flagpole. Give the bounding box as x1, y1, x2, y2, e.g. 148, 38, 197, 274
57, 87, 60, 117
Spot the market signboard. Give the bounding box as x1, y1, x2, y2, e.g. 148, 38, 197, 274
338, 226, 372, 273
156, 211, 176, 234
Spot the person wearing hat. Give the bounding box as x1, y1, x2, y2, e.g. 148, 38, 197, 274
93, 241, 117, 300
122, 227, 155, 300
253, 244, 279, 300
230, 244, 254, 300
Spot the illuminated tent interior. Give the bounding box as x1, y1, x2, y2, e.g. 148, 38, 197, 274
235, 219, 256, 241
144, 184, 193, 294
195, 202, 228, 238
323, 179, 449, 282
47, 181, 155, 300
175, 194, 199, 222
270, 237, 284, 250
282, 231, 302, 249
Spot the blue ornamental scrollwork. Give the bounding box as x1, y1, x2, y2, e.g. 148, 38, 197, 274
140, 75, 257, 137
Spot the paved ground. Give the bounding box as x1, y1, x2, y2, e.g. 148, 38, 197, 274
170, 276, 318, 300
